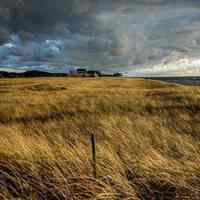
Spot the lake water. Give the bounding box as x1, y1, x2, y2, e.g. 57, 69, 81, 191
145, 77, 200, 86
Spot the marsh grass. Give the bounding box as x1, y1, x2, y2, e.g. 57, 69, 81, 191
0, 77, 199, 199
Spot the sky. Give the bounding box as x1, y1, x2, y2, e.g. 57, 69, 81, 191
1, 0, 200, 76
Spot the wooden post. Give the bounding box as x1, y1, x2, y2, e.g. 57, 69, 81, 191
91, 134, 97, 178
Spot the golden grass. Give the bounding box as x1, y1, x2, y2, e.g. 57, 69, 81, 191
0, 77, 199, 200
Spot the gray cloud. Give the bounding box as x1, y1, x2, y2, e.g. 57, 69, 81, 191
1, 0, 200, 75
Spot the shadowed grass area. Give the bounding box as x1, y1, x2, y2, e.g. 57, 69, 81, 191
0, 77, 199, 200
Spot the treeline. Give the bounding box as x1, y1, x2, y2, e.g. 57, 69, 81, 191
0, 69, 123, 78
0, 70, 67, 78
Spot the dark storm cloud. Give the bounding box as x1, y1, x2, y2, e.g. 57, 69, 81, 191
1, 0, 200, 75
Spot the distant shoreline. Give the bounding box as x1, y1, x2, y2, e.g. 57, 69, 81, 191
144, 76, 200, 86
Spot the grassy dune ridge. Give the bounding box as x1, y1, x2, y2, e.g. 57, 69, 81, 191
0, 77, 199, 200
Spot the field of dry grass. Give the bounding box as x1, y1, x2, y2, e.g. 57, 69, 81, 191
0, 77, 199, 200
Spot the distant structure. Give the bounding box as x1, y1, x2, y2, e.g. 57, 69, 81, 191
75, 68, 101, 77
113, 72, 123, 77
76, 68, 87, 76
87, 70, 102, 77
69, 68, 124, 77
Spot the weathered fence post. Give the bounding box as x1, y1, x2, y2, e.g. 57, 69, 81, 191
91, 134, 97, 178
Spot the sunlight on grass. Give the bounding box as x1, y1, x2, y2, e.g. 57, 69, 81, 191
0, 77, 199, 199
